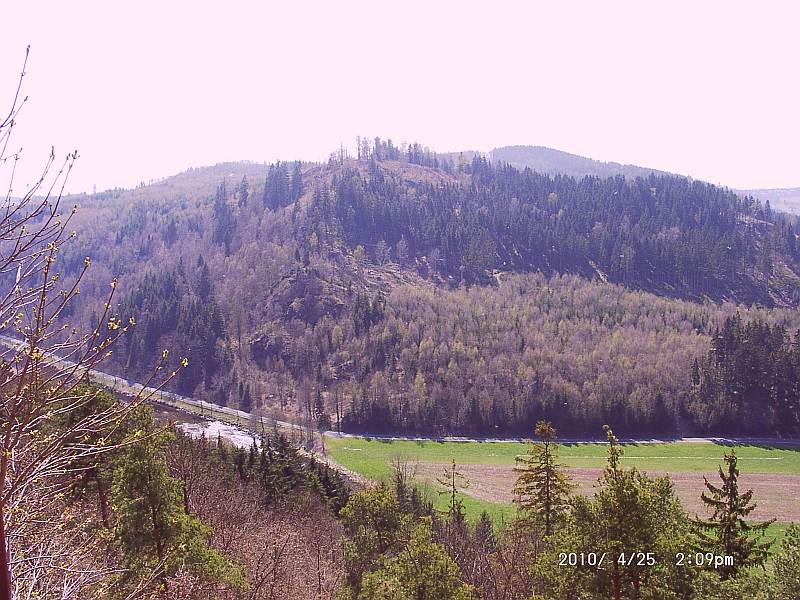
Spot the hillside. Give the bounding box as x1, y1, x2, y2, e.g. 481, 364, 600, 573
44, 142, 800, 436
71, 149, 800, 308
488, 145, 671, 179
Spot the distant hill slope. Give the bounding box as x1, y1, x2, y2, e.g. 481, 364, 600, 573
489, 145, 671, 179
738, 187, 800, 215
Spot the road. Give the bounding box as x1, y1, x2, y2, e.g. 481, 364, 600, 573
0, 332, 305, 431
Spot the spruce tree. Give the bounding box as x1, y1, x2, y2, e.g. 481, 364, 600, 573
211, 179, 234, 252
263, 162, 290, 209
314, 387, 330, 430
693, 450, 774, 579
512, 420, 573, 535
474, 511, 496, 551
196, 261, 212, 301
237, 174, 249, 208
534, 425, 693, 600
290, 161, 304, 201
240, 384, 252, 412
112, 408, 243, 594
437, 459, 469, 526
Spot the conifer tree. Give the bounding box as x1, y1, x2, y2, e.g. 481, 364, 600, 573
693, 450, 774, 579
211, 179, 234, 252
535, 425, 692, 600
512, 420, 573, 535
66, 385, 137, 528
474, 511, 496, 551
396, 235, 409, 266
374, 239, 390, 265
290, 161, 304, 201
314, 387, 330, 430
358, 520, 476, 600
341, 485, 410, 593
774, 524, 800, 600
112, 407, 244, 594
391, 458, 432, 518
263, 162, 290, 209
196, 260, 212, 301
437, 459, 469, 525
237, 174, 249, 208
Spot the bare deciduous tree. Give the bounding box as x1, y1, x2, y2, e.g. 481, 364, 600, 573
373, 240, 389, 266
0, 47, 184, 600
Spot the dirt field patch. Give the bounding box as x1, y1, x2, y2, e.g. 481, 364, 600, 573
414, 463, 800, 522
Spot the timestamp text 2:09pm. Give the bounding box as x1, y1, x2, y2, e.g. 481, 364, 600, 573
675, 552, 734, 568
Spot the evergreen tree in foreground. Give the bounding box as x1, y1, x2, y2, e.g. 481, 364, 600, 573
112, 407, 245, 594
693, 450, 774, 579
340, 485, 411, 594
474, 510, 496, 551
535, 425, 692, 600
437, 459, 470, 526
512, 420, 573, 535
357, 520, 476, 600
774, 524, 800, 600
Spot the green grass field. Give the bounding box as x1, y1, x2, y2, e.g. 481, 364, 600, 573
325, 436, 800, 477
768, 521, 792, 552
325, 435, 800, 550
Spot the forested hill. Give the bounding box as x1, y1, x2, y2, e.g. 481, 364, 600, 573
488, 145, 672, 179
48, 140, 800, 436
73, 148, 800, 308
319, 153, 800, 305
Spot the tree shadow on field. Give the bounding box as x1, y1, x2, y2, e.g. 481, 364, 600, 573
710, 439, 800, 451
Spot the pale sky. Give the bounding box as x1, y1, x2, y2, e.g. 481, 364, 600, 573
2, 1, 799, 194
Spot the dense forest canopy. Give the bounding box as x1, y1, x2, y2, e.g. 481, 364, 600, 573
323, 154, 799, 303
36, 139, 800, 437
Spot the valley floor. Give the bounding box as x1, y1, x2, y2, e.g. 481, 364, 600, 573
324, 435, 800, 551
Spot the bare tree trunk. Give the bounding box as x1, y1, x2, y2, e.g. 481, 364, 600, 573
96, 471, 111, 528
0, 47, 186, 597
151, 501, 169, 597
183, 485, 191, 515
335, 392, 341, 433
0, 501, 11, 600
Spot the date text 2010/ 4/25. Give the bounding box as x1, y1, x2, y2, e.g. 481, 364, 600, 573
558, 552, 733, 569
557, 552, 654, 567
